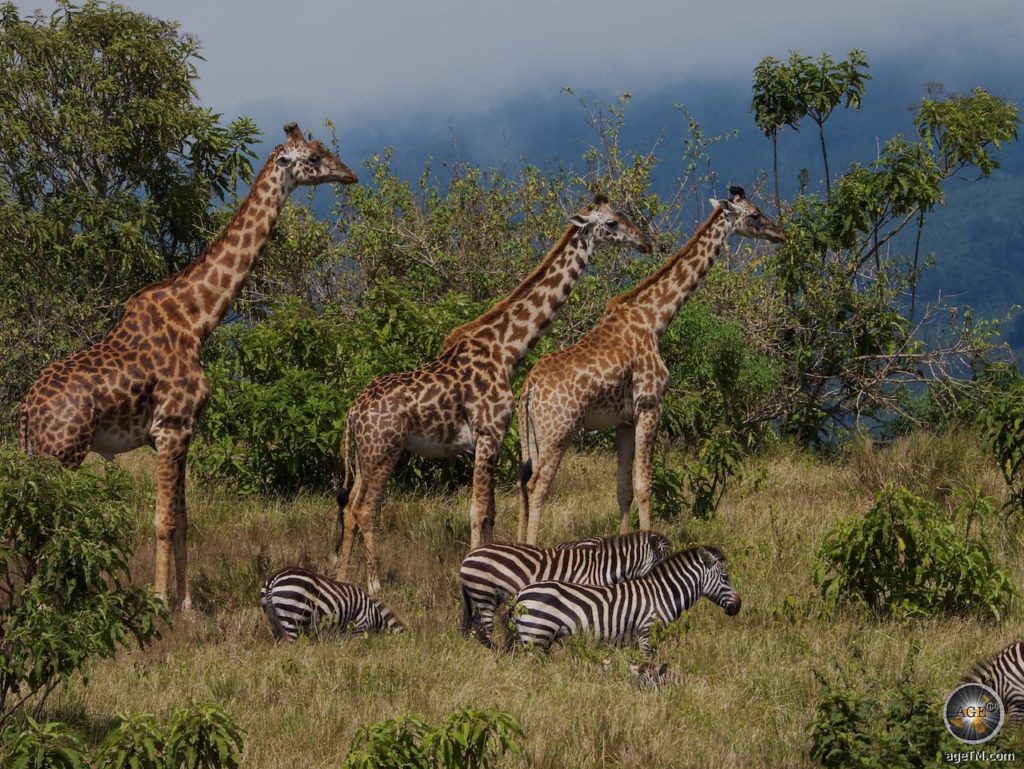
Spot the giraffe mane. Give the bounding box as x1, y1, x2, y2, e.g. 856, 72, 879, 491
605, 206, 724, 309
123, 151, 285, 309
439, 222, 579, 352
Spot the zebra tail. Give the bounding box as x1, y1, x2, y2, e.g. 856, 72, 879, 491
460, 583, 475, 635
501, 605, 518, 653
261, 598, 289, 641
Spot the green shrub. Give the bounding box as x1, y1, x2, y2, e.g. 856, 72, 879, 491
2, 704, 244, 769
0, 717, 89, 769
813, 486, 1014, 620
977, 367, 1024, 513
809, 670, 1018, 767
0, 448, 167, 725
340, 708, 522, 769
191, 288, 487, 494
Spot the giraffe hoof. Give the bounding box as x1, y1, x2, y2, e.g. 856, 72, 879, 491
367, 578, 382, 595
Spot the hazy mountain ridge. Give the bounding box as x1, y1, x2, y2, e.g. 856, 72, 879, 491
245, 57, 1024, 328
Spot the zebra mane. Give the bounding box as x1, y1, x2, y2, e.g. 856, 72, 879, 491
699, 545, 727, 562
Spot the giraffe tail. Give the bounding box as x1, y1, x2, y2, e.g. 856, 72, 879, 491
17, 404, 30, 455
517, 390, 535, 528
334, 411, 356, 554
333, 484, 350, 554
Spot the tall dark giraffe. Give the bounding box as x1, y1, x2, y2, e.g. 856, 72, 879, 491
18, 124, 358, 608
517, 187, 784, 544
336, 195, 652, 592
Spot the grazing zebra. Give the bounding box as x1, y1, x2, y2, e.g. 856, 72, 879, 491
459, 530, 671, 647
962, 641, 1024, 724
259, 567, 405, 641
506, 545, 740, 656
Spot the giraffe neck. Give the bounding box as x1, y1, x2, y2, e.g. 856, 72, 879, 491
158, 155, 293, 343
611, 209, 729, 337
442, 224, 594, 375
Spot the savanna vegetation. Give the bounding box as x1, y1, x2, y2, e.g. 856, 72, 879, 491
1, 2, 1023, 767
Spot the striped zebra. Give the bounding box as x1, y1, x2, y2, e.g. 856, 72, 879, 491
259, 567, 405, 641
459, 530, 671, 647
962, 641, 1024, 724
506, 545, 740, 656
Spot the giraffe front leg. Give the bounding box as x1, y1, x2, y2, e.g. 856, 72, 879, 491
633, 406, 660, 531
470, 434, 501, 548
152, 426, 192, 610
616, 424, 636, 533
525, 445, 567, 546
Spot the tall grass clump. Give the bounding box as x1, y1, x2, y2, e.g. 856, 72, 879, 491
813, 485, 1014, 620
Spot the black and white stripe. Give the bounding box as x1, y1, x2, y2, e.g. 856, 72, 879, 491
963, 641, 1024, 724
459, 530, 671, 646
506, 545, 740, 656
259, 567, 405, 641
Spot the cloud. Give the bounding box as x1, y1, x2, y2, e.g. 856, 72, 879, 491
15, 0, 1024, 126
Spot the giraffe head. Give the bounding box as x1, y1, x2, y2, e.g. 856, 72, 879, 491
274, 122, 359, 186
569, 194, 653, 253
710, 186, 785, 244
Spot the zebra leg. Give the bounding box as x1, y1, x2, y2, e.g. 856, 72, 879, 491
632, 406, 660, 532
637, 615, 657, 660
615, 424, 636, 533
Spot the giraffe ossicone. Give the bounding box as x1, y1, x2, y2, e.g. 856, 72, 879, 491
17, 122, 358, 610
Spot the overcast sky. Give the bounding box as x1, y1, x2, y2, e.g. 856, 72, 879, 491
16, 0, 1024, 127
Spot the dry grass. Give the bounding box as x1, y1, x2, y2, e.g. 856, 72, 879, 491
48, 437, 1024, 767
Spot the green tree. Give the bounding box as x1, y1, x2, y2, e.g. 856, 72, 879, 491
0, 0, 258, 425
743, 52, 1018, 443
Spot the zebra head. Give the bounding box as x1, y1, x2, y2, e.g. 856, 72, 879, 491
647, 532, 672, 564
696, 546, 741, 616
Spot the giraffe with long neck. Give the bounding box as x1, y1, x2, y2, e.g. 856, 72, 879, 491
17, 123, 358, 609
516, 187, 784, 544
336, 195, 652, 592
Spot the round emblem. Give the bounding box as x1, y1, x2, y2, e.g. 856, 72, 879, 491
943, 682, 1004, 744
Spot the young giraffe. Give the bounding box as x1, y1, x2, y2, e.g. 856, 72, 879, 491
517, 187, 785, 544
17, 123, 358, 609
336, 195, 652, 592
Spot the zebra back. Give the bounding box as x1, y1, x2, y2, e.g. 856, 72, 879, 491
963, 641, 1024, 724
508, 545, 740, 652
260, 567, 405, 641
459, 530, 671, 637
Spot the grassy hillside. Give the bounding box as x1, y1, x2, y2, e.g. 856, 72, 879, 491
39, 433, 1024, 767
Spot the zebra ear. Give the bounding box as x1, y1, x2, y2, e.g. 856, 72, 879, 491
658, 662, 670, 676
697, 547, 719, 567
629, 662, 640, 675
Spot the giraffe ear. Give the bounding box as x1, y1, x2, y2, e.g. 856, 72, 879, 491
569, 214, 592, 228
711, 198, 737, 214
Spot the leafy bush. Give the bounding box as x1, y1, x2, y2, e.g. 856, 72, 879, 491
0, 447, 167, 725
813, 486, 1014, 620
191, 288, 488, 493
809, 669, 1018, 767
0, 717, 89, 769
977, 367, 1024, 513
2, 704, 244, 769
340, 708, 522, 769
